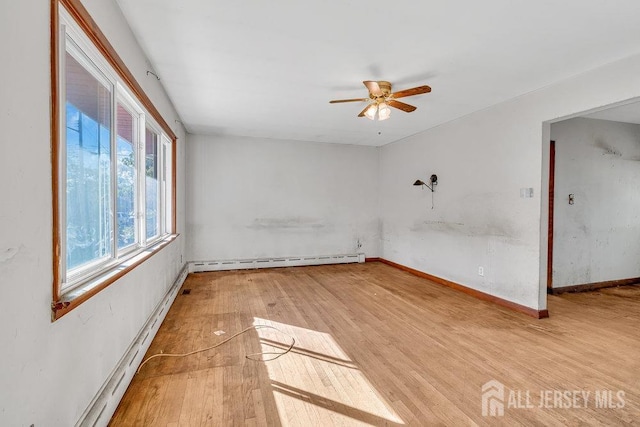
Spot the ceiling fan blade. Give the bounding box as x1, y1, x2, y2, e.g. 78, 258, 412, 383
363, 81, 382, 97
388, 100, 417, 113
391, 85, 431, 99
357, 105, 371, 117
329, 98, 369, 104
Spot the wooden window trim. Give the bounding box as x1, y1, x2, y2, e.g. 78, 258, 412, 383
56, 0, 176, 141
51, 0, 179, 321
52, 235, 178, 319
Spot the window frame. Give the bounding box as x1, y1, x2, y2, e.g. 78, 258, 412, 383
60, 38, 116, 284
51, 0, 178, 321
142, 121, 164, 245
115, 91, 143, 255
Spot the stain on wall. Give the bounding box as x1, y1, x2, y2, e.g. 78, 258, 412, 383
594, 138, 623, 157
186, 135, 380, 260
247, 217, 326, 230
0, 246, 20, 263
410, 219, 520, 240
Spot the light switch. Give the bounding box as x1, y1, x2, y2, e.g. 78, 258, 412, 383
520, 188, 534, 198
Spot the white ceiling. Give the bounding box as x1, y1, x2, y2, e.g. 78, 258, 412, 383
116, 0, 640, 146
584, 101, 640, 125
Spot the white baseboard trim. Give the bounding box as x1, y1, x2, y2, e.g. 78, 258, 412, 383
190, 253, 365, 273
76, 263, 189, 427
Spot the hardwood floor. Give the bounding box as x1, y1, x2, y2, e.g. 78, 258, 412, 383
109, 263, 640, 426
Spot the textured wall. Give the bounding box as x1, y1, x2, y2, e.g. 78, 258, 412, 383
552, 117, 640, 287
186, 135, 380, 261
380, 53, 640, 310
0, 0, 186, 425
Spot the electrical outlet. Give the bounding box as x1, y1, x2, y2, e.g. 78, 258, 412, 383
478, 266, 484, 276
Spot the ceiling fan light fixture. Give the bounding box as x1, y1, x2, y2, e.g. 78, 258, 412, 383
329, 80, 431, 120
364, 104, 377, 120
378, 102, 391, 120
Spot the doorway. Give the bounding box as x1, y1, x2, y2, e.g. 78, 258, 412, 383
547, 108, 640, 294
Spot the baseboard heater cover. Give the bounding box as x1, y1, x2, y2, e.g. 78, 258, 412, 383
190, 253, 365, 272
75, 263, 189, 427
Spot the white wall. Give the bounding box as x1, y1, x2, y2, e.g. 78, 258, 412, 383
380, 53, 640, 311
0, 1, 186, 425
186, 135, 379, 261
551, 117, 640, 287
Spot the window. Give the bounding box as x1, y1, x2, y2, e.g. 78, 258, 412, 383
52, 1, 177, 319
116, 103, 137, 250
64, 50, 113, 272
145, 126, 160, 241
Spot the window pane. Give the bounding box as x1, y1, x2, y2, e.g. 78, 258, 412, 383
65, 52, 112, 271
145, 127, 159, 239
162, 140, 170, 233
116, 104, 136, 249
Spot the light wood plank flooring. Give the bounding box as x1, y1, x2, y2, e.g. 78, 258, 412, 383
110, 262, 640, 426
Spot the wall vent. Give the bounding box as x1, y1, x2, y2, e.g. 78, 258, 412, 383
190, 253, 365, 273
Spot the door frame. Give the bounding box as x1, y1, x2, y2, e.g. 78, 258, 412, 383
547, 140, 555, 290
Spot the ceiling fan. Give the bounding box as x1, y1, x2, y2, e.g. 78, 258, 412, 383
329, 80, 431, 121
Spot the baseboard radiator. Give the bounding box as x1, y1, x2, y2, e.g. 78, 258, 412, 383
76, 263, 189, 427
190, 253, 365, 273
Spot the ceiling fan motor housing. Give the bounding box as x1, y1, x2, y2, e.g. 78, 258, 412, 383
374, 81, 392, 98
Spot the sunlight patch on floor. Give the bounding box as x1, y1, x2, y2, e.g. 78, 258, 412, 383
253, 317, 405, 426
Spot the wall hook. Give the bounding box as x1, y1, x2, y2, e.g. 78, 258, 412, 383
146, 70, 160, 80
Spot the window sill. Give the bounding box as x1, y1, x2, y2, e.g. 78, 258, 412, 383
52, 234, 179, 321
